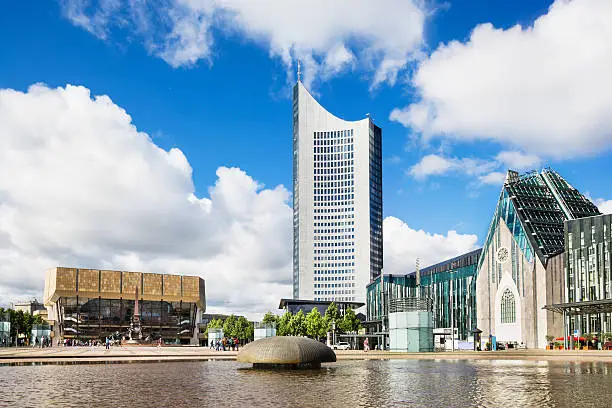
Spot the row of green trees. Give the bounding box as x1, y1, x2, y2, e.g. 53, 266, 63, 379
0, 307, 44, 339
261, 302, 361, 340
205, 315, 254, 342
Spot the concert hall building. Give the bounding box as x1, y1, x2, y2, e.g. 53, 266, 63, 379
43, 267, 206, 344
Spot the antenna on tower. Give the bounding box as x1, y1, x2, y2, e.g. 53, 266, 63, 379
297, 60, 301, 82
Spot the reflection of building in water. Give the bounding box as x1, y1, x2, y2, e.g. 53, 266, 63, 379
477, 169, 600, 349
43, 267, 205, 344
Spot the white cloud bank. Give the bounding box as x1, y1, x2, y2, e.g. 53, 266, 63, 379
596, 199, 612, 215
0, 83, 479, 317
409, 150, 542, 185
60, 0, 426, 88
408, 154, 497, 180
391, 0, 612, 158
0, 83, 292, 317
383, 217, 479, 275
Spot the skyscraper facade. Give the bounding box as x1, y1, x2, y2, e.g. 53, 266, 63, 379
292, 80, 382, 304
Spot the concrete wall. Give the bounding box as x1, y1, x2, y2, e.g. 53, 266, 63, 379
476, 218, 552, 348
545, 253, 565, 339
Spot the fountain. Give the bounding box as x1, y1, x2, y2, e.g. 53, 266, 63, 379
126, 287, 143, 344
237, 337, 336, 369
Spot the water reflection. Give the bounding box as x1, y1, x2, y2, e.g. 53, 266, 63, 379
0, 359, 611, 407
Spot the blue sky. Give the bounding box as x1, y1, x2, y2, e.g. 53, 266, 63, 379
1, 0, 611, 313
2, 0, 610, 236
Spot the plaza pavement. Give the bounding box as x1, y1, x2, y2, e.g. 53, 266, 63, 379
3, 346, 612, 365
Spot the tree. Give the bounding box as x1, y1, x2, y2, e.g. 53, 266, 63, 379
0, 308, 43, 344
339, 307, 361, 333
244, 321, 254, 342
235, 316, 251, 342
324, 302, 340, 332
289, 310, 307, 336
205, 318, 223, 337
223, 315, 238, 338
262, 312, 278, 327
277, 311, 292, 336
305, 307, 326, 340
207, 318, 223, 329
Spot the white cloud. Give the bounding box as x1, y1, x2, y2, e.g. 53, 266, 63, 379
390, 0, 612, 158
0, 83, 292, 318
408, 154, 497, 180
386, 155, 401, 165
595, 199, 612, 215
383, 217, 479, 275
0, 82, 488, 319
495, 151, 541, 171
60, 0, 122, 40
478, 172, 506, 186
409, 149, 544, 184
408, 154, 454, 179
60, 0, 426, 87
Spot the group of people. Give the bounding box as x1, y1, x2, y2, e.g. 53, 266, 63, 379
210, 337, 240, 351
32, 335, 50, 348
61, 338, 103, 347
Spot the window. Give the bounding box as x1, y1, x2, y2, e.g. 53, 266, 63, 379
500, 289, 516, 324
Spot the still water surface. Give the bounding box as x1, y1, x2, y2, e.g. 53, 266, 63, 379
1, 359, 611, 407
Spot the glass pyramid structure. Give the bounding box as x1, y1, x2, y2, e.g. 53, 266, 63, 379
479, 168, 601, 267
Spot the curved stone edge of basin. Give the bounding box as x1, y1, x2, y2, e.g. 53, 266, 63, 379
237, 336, 336, 365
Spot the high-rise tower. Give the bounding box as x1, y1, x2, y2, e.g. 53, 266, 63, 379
292, 80, 382, 304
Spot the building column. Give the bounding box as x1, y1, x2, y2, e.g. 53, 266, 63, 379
563, 310, 568, 350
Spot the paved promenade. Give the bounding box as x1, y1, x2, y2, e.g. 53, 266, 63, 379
3, 346, 612, 365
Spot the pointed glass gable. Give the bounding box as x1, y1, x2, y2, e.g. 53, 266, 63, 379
479, 168, 601, 268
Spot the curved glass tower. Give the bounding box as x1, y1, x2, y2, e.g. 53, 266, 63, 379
292, 80, 382, 303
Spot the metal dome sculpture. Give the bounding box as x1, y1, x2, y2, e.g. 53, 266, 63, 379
237, 336, 336, 368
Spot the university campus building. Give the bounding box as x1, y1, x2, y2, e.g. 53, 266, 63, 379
43, 267, 206, 344
292, 78, 383, 304
366, 249, 481, 348
278, 298, 365, 316
366, 168, 607, 349
545, 214, 612, 345
476, 169, 600, 349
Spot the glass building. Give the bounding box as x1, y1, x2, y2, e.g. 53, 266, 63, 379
550, 214, 612, 337
43, 267, 206, 344
366, 249, 481, 344
292, 79, 382, 304
476, 168, 600, 348
0, 312, 9, 346
278, 298, 364, 316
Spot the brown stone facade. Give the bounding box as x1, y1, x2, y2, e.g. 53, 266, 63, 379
44, 267, 205, 309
